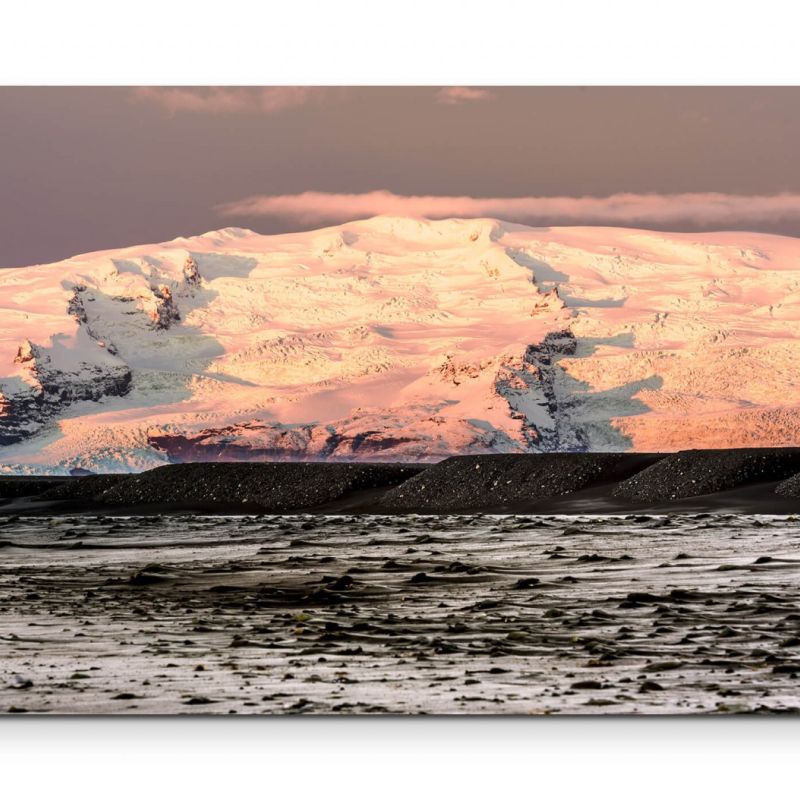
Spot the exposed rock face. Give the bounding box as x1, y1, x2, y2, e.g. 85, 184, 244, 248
13, 340, 38, 365
149, 284, 180, 330
147, 410, 518, 464
494, 330, 588, 451
1, 292, 133, 446
67, 287, 117, 353
435, 354, 495, 386
36, 359, 132, 405
148, 424, 317, 463
531, 286, 566, 316
0, 342, 132, 445
182, 256, 201, 287
66, 286, 89, 324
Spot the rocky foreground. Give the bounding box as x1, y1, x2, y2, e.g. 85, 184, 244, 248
3, 450, 800, 715
6, 450, 800, 515
1, 512, 799, 714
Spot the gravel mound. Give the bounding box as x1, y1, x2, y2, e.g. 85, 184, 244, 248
381, 453, 659, 512
614, 448, 800, 503
0, 476, 70, 499
37, 475, 127, 501
773, 471, 800, 497
95, 462, 425, 511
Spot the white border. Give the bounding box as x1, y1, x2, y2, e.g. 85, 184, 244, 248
1, 0, 800, 85
2, 1, 799, 794
2, 717, 799, 799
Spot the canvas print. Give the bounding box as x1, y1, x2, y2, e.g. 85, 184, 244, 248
2, 86, 800, 715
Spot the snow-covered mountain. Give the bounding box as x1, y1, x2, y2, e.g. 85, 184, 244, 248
3, 216, 800, 473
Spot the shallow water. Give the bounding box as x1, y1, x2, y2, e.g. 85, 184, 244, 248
1, 513, 799, 714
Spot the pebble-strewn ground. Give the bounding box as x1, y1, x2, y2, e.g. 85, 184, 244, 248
1, 513, 799, 715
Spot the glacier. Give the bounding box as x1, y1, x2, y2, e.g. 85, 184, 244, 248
3, 216, 800, 473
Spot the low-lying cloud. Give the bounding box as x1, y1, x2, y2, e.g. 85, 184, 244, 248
135, 86, 493, 114
436, 87, 493, 104
132, 86, 336, 115
216, 189, 800, 229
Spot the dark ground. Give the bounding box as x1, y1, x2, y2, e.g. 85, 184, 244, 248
1, 512, 799, 714
3, 451, 800, 715
6, 451, 800, 516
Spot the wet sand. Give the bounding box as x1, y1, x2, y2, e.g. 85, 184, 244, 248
1, 512, 799, 715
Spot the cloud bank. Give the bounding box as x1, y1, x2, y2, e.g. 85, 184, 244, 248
436, 87, 493, 104
132, 87, 335, 114
216, 189, 800, 229
135, 86, 497, 114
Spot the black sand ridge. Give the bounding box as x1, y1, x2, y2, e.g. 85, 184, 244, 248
36, 474, 127, 501
775, 470, 800, 497
77, 461, 422, 512
6, 449, 800, 515
379, 453, 664, 512
614, 448, 800, 503
0, 475, 70, 498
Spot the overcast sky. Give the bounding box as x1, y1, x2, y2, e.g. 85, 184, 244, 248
3, 86, 800, 266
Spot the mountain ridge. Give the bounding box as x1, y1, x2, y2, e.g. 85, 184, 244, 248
3, 217, 800, 473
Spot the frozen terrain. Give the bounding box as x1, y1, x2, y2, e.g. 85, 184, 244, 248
4, 217, 800, 472
1, 513, 799, 715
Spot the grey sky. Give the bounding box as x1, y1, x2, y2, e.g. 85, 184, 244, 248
2, 86, 800, 267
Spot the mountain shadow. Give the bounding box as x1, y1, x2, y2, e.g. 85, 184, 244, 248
513, 330, 662, 452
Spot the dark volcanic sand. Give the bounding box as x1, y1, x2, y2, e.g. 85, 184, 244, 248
37, 475, 127, 501
94, 462, 424, 511
380, 453, 664, 513
615, 448, 800, 504
775, 472, 800, 497
1, 512, 799, 715
0, 476, 69, 499
8, 451, 800, 516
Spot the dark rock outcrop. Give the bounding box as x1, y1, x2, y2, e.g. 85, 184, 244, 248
149, 425, 317, 463
0, 340, 132, 445
494, 330, 585, 450
13, 340, 39, 365
531, 286, 565, 316
66, 286, 89, 324
182, 256, 201, 287
149, 284, 180, 330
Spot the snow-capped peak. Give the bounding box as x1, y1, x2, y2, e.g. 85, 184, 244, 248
2, 218, 800, 473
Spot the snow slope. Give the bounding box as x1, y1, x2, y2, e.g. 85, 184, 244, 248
3, 216, 800, 473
